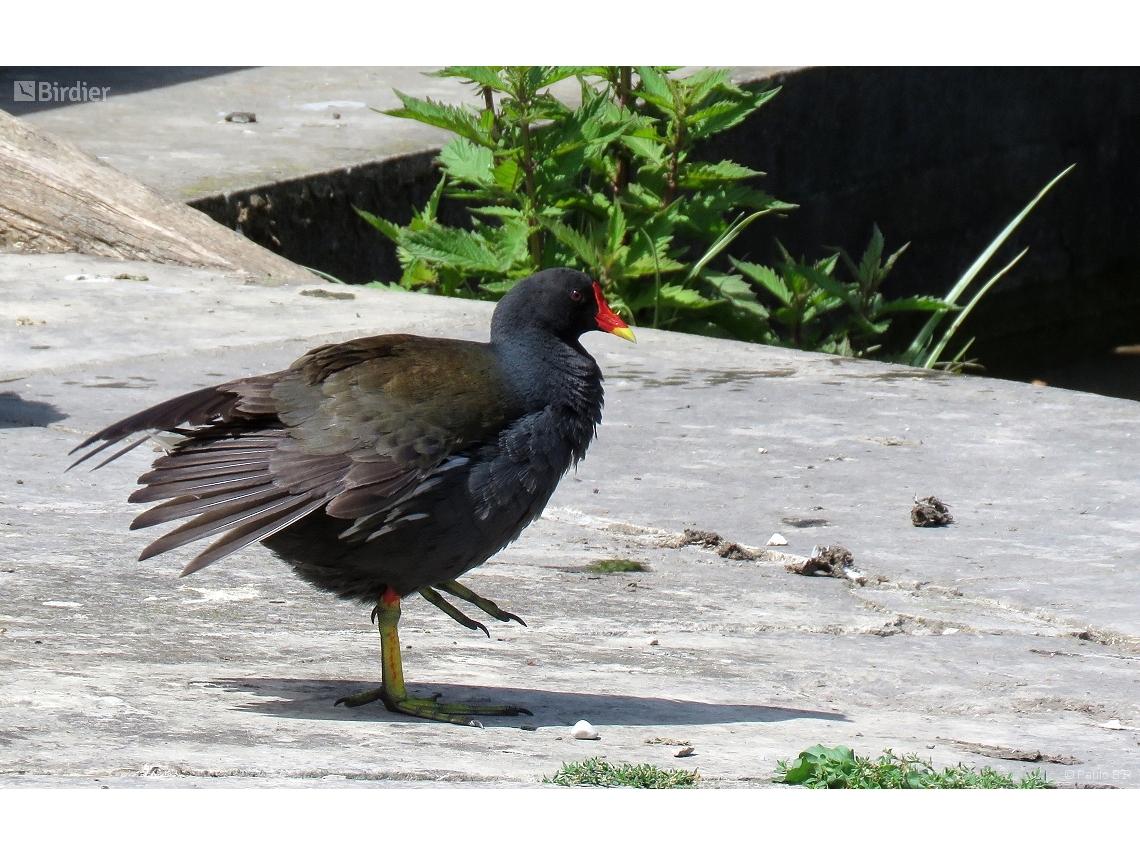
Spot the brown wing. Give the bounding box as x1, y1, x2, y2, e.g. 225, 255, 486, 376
73, 334, 517, 575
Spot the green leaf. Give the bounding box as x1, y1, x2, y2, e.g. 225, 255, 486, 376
354, 207, 400, 242
492, 158, 523, 193
477, 278, 518, 295
689, 99, 758, 140
733, 258, 790, 306
438, 137, 495, 188
796, 264, 855, 305
543, 219, 603, 269
678, 159, 762, 188
421, 175, 447, 224
384, 91, 493, 146
433, 66, 508, 92
657, 283, 721, 310
401, 225, 506, 273
622, 135, 666, 165
681, 67, 734, 104
634, 66, 675, 109
469, 205, 525, 221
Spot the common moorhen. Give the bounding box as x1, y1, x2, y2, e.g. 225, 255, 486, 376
71, 268, 635, 726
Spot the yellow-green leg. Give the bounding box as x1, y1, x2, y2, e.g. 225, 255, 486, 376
334, 588, 532, 727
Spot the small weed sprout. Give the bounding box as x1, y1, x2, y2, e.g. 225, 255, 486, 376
546, 757, 698, 788
775, 744, 1052, 789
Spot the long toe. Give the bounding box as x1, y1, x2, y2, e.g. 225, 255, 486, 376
334, 687, 386, 708
374, 693, 530, 726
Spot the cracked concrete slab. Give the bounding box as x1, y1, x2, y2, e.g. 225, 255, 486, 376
2, 251, 1138, 788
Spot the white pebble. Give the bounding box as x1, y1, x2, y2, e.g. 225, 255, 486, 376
766, 533, 788, 546
757, 447, 768, 454
571, 720, 600, 740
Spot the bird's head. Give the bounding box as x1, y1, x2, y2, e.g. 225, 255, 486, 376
491, 268, 636, 345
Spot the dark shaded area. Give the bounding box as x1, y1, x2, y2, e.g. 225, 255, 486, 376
0, 392, 67, 428
203, 677, 848, 729
0, 67, 247, 115
701, 67, 1140, 380
191, 152, 471, 286
1033, 353, 1140, 402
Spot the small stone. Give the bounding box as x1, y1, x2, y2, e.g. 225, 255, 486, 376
674, 746, 695, 758
757, 447, 768, 454
571, 720, 599, 740
926, 744, 935, 749
520, 723, 537, 731
766, 533, 788, 546
648, 638, 659, 646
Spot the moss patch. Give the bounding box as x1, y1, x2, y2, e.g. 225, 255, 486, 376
586, 559, 648, 574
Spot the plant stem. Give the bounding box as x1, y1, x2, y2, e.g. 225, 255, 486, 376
510, 71, 544, 268
612, 66, 632, 197
481, 84, 500, 141
663, 86, 685, 207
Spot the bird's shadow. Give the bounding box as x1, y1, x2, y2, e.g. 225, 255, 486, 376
199, 678, 849, 729
0, 392, 67, 428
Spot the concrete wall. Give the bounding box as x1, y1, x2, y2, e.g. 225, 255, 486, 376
191, 151, 447, 287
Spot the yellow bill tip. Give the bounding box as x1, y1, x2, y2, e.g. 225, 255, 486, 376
609, 325, 636, 343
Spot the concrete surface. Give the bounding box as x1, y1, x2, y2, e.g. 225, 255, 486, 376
16, 67, 782, 204
3, 251, 1139, 787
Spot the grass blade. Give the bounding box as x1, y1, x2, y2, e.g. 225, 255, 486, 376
683, 208, 771, 285
900, 163, 1074, 367
922, 247, 1027, 368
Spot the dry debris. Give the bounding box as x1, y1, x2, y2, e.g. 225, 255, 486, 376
787, 545, 865, 584
912, 495, 953, 527
645, 737, 690, 746
936, 737, 1081, 765
666, 528, 762, 560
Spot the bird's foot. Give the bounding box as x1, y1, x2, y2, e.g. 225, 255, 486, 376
335, 686, 531, 727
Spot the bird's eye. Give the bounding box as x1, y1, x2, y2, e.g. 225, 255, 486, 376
570, 289, 584, 303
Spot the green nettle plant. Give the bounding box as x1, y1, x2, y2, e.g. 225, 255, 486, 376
358, 66, 1072, 371
730, 227, 953, 358
358, 65, 796, 341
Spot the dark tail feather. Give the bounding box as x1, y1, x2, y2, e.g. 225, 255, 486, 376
139, 491, 316, 561
90, 435, 152, 472
178, 495, 328, 576
69, 385, 236, 467
130, 484, 282, 530
129, 473, 275, 504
